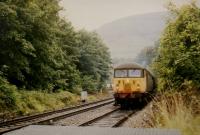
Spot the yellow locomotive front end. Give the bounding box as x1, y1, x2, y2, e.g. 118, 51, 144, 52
112, 63, 150, 107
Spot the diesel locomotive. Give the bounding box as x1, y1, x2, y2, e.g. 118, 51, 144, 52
112, 63, 156, 108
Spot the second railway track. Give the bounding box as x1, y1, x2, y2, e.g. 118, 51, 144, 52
0, 98, 114, 134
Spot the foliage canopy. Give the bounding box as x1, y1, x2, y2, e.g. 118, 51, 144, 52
153, 2, 200, 90
0, 0, 111, 93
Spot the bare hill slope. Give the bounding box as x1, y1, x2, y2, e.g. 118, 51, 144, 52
96, 12, 167, 58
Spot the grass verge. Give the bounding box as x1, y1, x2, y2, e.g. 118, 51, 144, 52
152, 91, 200, 135
0, 90, 110, 119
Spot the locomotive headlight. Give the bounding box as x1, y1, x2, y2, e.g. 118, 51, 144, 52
126, 79, 130, 83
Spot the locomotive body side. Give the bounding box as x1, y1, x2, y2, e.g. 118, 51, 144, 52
146, 70, 155, 92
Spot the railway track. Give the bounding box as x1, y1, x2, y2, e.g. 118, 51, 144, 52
79, 108, 136, 127
0, 98, 114, 134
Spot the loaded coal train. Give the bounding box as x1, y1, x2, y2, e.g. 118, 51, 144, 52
112, 63, 156, 108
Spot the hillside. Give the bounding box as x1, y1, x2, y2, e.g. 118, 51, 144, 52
96, 12, 167, 59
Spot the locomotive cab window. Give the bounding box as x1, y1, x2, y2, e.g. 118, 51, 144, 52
114, 69, 128, 77
128, 69, 143, 77
114, 69, 143, 78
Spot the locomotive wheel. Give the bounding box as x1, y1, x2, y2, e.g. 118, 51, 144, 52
114, 98, 120, 106
120, 99, 129, 109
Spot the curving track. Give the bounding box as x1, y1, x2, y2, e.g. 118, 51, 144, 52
0, 98, 114, 134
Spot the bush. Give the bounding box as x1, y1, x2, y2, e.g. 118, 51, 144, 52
0, 75, 17, 112
153, 2, 200, 91
15, 90, 79, 115
81, 76, 98, 93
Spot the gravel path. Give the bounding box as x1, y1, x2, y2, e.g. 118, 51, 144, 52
53, 104, 117, 126
121, 103, 154, 128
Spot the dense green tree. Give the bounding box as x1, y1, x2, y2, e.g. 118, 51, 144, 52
77, 30, 111, 92
153, 2, 200, 90
53, 20, 81, 90
0, 0, 80, 90
0, 72, 17, 111
0, 0, 111, 92
0, 0, 63, 89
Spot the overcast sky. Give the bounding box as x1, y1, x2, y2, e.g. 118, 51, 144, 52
60, 0, 200, 30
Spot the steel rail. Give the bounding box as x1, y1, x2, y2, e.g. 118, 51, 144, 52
112, 111, 135, 127
79, 109, 136, 128
0, 98, 114, 134
0, 98, 112, 127
79, 108, 120, 126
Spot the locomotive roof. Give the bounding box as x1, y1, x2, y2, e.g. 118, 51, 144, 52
114, 63, 144, 69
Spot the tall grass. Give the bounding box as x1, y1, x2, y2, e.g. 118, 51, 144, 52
0, 90, 80, 119
152, 91, 200, 135
15, 91, 79, 115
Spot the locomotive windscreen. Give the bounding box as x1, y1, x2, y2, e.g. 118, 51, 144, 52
114, 69, 128, 77
128, 69, 143, 77
114, 69, 143, 78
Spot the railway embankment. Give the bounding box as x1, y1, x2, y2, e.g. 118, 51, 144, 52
0, 90, 111, 122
